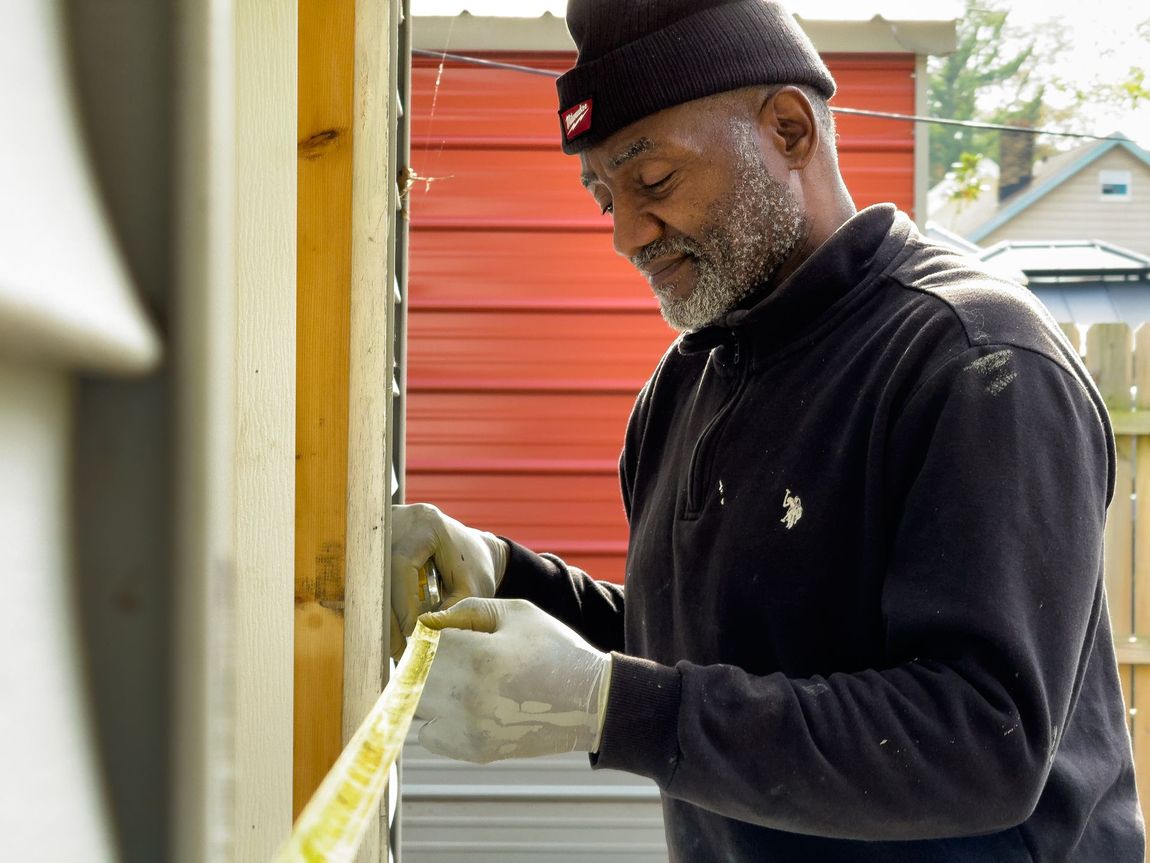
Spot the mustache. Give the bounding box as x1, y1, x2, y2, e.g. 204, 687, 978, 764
630, 236, 705, 269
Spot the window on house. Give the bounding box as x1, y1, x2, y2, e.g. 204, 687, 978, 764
1100, 169, 1133, 200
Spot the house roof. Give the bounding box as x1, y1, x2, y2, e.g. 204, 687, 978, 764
979, 240, 1150, 325
925, 221, 986, 254
410, 1, 958, 53
981, 240, 1150, 277
1025, 282, 1150, 325
967, 136, 1150, 244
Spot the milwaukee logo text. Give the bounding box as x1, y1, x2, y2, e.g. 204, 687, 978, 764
563, 99, 593, 140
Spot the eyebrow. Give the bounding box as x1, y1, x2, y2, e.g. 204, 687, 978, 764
609, 137, 655, 168
579, 136, 658, 188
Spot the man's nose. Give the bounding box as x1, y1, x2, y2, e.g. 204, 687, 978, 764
611, 198, 662, 260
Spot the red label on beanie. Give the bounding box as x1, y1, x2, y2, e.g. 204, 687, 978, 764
563, 99, 593, 140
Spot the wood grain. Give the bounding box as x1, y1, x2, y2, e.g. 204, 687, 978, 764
296, 0, 356, 818
1133, 666, 1150, 857
1086, 323, 1134, 410
235, 0, 297, 854
294, 601, 347, 813
1109, 437, 1136, 641
1089, 324, 1135, 640
1134, 326, 1150, 640
1130, 325, 1150, 863
343, 0, 396, 858
1058, 323, 1082, 357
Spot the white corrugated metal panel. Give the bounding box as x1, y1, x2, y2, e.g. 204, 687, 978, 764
410, 0, 959, 20
410, 1, 958, 53
401, 732, 668, 862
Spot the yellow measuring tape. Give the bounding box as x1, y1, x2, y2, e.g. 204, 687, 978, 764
276, 622, 441, 863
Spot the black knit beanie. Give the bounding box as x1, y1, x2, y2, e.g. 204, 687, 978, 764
556, 0, 835, 154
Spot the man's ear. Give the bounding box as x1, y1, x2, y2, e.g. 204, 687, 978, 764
756, 86, 819, 171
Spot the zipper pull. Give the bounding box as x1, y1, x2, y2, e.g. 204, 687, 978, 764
731, 334, 741, 366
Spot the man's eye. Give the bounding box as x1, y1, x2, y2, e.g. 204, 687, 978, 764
641, 172, 674, 191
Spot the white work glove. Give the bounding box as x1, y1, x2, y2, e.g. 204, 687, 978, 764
416, 597, 613, 763
390, 504, 509, 660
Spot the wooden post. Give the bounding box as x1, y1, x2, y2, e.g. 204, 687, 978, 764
235, 0, 297, 856
1059, 323, 1082, 357
1132, 325, 1150, 642
1131, 324, 1150, 839
296, 0, 356, 817
296, 6, 398, 856
1086, 323, 1141, 844
1088, 324, 1135, 643
343, 0, 396, 858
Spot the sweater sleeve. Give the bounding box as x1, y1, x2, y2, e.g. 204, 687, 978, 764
496, 540, 626, 654
592, 345, 1115, 840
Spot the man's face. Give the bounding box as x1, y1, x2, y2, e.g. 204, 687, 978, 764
579, 98, 808, 332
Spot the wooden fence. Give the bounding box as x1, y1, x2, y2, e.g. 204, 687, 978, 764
1070, 321, 1150, 844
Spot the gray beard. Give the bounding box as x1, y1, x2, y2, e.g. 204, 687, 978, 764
632, 132, 808, 333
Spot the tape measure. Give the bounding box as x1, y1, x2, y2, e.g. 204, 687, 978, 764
276, 621, 441, 863
417, 561, 443, 612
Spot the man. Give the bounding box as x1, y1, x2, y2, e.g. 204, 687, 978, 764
390, 0, 1145, 859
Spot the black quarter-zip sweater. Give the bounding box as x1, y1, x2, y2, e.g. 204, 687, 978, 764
497, 205, 1144, 861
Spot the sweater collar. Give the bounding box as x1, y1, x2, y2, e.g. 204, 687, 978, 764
679, 204, 907, 358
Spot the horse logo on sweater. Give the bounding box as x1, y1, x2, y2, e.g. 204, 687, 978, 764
780, 489, 803, 530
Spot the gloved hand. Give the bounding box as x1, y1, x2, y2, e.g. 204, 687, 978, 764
415, 597, 613, 763
390, 504, 509, 660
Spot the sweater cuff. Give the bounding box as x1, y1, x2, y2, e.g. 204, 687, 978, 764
495, 537, 559, 601
590, 652, 682, 788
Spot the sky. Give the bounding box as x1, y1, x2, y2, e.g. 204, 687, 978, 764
994, 0, 1150, 146
412, 0, 1150, 147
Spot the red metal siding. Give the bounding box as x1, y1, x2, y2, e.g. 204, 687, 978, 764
406, 51, 917, 583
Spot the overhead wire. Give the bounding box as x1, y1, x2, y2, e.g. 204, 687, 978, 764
412, 48, 1131, 143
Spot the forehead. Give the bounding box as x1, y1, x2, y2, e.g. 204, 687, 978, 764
578, 102, 725, 184
578, 136, 656, 187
